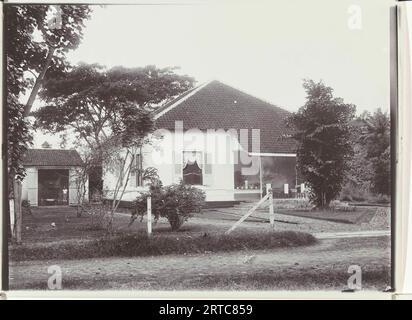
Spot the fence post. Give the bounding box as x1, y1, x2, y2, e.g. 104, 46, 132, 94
267, 183, 274, 228
147, 196, 152, 236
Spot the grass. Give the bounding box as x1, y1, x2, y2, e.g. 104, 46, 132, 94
11, 236, 390, 291
10, 230, 317, 262
14, 266, 390, 291
257, 199, 379, 224
9, 235, 390, 291
273, 207, 377, 224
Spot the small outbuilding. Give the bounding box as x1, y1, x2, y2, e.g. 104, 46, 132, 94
21, 149, 87, 206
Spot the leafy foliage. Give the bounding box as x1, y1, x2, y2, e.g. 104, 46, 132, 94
133, 181, 206, 230
34, 63, 195, 151
289, 80, 356, 208
34, 64, 195, 218
7, 96, 33, 184
340, 109, 391, 202
5, 5, 92, 95
5, 4, 91, 186
361, 109, 391, 195
340, 115, 372, 199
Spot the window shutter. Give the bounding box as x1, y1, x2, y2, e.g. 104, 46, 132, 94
136, 153, 143, 187
130, 156, 136, 177
203, 152, 213, 186
130, 155, 137, 189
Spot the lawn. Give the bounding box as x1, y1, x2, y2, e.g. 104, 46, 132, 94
10, 206, 316, 261
256, 200, 379, 224
274, 207, 377, 224
10, 236, 391, 291
8, 205, 391, 291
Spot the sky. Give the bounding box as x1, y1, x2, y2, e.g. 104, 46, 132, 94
31, 0, 395, 147
66, 0, 394, 113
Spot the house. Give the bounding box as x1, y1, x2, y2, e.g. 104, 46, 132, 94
103, 80, 300, 205
21, 148, 87, 206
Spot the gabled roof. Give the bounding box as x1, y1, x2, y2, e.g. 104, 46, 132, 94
22, 149, 83, 167
155, 80, 296, 153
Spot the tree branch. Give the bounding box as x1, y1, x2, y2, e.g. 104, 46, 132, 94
24, 46, 56, 117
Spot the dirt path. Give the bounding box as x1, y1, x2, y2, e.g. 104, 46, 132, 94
9, 235, 391, 291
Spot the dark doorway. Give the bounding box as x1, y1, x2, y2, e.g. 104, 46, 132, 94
88, 165, 103, 201
38, 169, 69, 206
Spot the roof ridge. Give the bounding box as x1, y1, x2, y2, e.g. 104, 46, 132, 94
23, 149, 83, 166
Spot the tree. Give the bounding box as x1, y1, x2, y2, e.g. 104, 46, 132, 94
34, 63, 194, 152
6, 4, 91, 180
340, 115, 373, 201
289, 80, 356, 208
361, 109, 391, 195
5, 5, 92, 114
34, 63, 195, 221
5, 4, 91, 243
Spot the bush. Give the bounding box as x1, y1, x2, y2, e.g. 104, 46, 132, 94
133, 181, 206, 230
371, 194, 391, 204
339, 184, 370, 202
339, 183, 391, 204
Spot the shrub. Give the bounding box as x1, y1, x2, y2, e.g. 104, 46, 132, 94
371, 194, 391, 204
339, 184, 370, 202
133, 181, 206, 230
339, 183, 391, 204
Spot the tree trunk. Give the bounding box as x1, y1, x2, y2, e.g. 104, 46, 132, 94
13, 180, 23, 244
24, 46, 55, 117
168, 214, 185, 231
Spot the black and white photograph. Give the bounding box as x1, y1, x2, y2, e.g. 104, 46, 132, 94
3, 0, 403, 296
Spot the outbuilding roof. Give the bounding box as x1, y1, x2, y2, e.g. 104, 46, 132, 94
22, 149, 83, 167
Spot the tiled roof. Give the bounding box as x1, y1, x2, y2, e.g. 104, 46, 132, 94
22, 149, 83, 167
155, 80, 297, 153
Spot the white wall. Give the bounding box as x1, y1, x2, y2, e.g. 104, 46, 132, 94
22, 167, 38, 206
103, 129, 241, 202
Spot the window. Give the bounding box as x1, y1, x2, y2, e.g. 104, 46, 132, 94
136, 153, 143, 186
182, 151, 203, 185
131, 150, 143, 187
